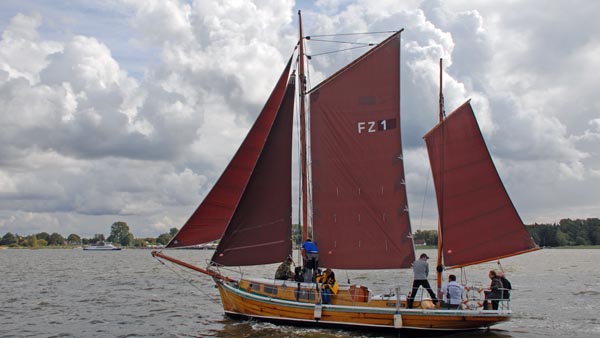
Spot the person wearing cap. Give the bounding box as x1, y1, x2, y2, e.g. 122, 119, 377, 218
275, 256, 295, 280
407, 253, 438, 309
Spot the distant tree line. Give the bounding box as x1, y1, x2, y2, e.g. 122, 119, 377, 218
0, 221, 179, 248
412, 218, 600, 248
2, 218, 599, 249
413, 230, 438, 246
526, 218, 600, 247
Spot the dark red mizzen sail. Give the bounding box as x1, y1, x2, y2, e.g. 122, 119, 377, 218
424, 101, 538, 268
167, 59, 294, 266
309, 32, 415, 269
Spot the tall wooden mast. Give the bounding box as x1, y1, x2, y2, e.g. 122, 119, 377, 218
298, 10, 309, 240
436, 58, 444, 301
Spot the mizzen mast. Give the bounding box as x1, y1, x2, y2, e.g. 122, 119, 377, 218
436, 58, 445, 302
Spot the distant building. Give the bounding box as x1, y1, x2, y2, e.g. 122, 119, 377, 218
414, 239, 427, 246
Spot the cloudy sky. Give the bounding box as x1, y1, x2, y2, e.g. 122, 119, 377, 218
0, 0, 598, 238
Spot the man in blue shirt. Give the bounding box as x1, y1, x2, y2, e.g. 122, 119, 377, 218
301, 238, 319, 282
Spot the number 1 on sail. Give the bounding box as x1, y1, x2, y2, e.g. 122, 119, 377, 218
357, 118, 397, 133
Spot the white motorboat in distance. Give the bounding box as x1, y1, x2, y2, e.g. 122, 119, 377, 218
83, 242, 122, 251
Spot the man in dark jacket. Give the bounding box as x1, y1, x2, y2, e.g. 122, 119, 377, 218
482, 270, 503, 310
497, 270, 512, 300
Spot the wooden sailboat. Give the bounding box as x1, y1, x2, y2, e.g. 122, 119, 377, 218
152, 11, 539, 332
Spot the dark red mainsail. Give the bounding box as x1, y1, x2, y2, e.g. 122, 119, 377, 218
309, 32, 415, 269
424, 101, 538, 268
168, 59, 294, 267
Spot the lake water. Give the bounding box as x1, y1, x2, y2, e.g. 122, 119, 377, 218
1, 248, 598, 337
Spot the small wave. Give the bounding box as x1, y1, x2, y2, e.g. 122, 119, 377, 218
573, 290, 600, 296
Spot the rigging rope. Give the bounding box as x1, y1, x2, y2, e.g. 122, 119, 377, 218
307, 30, 397, 38
305, 63, 313, 238
308, 38, 375, 46
303, 31, 386, 58
308, 45, 373, 58
418, 166, 432, 230
293, 57, 303, 260
153, 255, 221, 304
344, 270, 351, 284
460, 267, 468, 286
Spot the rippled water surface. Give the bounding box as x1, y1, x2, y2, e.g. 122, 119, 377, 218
1, 248, 598, 337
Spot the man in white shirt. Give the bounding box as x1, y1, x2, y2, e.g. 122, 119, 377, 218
441, 274, 464, 309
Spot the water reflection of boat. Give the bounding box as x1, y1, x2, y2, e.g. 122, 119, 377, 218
83, 242, 122, 251
152, 11, 539, 332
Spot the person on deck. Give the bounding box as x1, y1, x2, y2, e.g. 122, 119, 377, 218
274, 256, 295, 280
301, 238, 319, 282
407, 253, 438, 309
317, 268, 338, 304
441, 274, 464, 309
481, 270, 502, 310
293, 266, 305, 282
497, 270, 512, 301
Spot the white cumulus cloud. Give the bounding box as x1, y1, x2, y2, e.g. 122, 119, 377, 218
0, 0, 598, 237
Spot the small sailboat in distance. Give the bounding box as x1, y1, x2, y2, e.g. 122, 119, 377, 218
152, 10, 539, 332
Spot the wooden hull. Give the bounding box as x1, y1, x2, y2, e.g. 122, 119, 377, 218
215, 278, 510, 331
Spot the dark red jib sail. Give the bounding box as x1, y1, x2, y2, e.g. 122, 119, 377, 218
309, 32, 415, 269
168, 59, 294, 267
212, 73, 295, 266
424, 101, 538, 268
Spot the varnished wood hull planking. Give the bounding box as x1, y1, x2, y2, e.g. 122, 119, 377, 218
215, 278, 510, 331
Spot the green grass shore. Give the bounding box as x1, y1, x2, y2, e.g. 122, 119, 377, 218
0, 245, 82, 249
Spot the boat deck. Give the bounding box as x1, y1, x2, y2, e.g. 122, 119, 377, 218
236, 277, 429, 309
